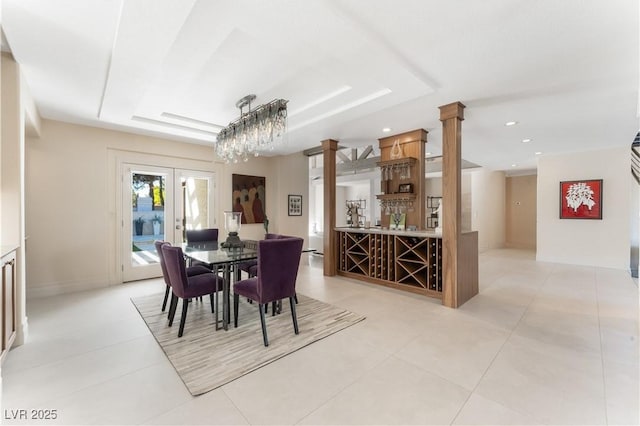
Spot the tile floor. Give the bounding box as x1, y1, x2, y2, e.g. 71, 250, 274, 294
1, 249, 638, 425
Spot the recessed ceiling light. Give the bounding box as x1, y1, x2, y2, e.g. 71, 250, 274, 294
511, 163, 518, 167
521, 138, 532, 143
504, 121, 518, 127
382, 127, 391, 133
535, 151, 542, 155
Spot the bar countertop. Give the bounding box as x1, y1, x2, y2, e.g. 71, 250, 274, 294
335, 226, 443, 238
335, 227, 478, 238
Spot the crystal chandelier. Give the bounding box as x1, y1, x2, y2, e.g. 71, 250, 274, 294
215, 95, 288, 163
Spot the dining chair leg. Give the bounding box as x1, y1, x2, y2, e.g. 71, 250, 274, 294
290, 296, 299, 334
271, 301, 277, 316
168, 293, 178, 325
209, 293, 215, 313
162, 285, 170, 311
178, 299, 189, 337
233, 293, 240, 327
259, 304, 269, 346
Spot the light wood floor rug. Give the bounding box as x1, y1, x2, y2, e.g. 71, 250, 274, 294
131, 292, 365, 396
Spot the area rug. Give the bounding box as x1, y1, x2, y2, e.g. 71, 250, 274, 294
131, 292, 365, 396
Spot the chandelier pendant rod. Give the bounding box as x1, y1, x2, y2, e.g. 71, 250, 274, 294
235, 94, 256, 116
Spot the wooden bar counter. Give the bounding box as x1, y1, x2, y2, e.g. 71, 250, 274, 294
336, 227, 478, 302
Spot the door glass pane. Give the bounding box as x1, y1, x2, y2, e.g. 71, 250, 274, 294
131, 172, 166, 267
182, 176, 210, 234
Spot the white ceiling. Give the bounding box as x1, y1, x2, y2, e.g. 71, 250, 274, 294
2, 0, 638, 172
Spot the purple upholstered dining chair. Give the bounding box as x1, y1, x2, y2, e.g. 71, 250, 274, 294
185, 228, 219, 244
161, 244, 224, 337
185, 228, 219, 268
233, 236, 304, 346
237, 233, 293, 279
155, 240, 211, 312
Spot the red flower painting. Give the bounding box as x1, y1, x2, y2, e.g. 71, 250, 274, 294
559, 179, 602, 219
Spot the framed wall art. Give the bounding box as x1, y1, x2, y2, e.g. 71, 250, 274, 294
231, 174, 266, 224
390, 212, 406, 230
398, 183, 413, 193
288, 194, 302, 216
559, 179, 602, 219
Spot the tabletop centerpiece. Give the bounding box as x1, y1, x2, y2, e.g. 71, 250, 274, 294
222, 211, 244, 249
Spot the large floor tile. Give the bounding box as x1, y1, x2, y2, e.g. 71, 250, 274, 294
335, 310, 436, 356
513, 307, 601, 355
452, 393, 543, 425
331, 283, 442, 321
222, 329, 390, 425
395, 314, 510, 390
599, 315, 639, 364
142, 389, 249, 425
475, 334, 607, 425
454, 291, 529, 332
603, 359, 639, 426
547, 264, 597, 285
596, 275, 639, 321
295, 273, 368, 305
3, 316, 151, 373
2, 335, 167, 409
298, 356, 470, 425
33, 362, 191, 425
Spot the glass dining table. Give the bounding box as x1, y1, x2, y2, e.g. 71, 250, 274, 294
182, 242, 257, 331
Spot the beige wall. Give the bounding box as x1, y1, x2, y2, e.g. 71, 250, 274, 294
470, 169, 506, 252
26, 119, 309, 297
218, 151, 308, 243
506, 174, 537, 249
462, 173, 472, 232
425, 170, 503, 244
273, 152, 309, 242
537, 147, 629, 269
425, 173, 472, 231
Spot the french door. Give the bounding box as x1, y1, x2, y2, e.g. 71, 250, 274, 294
121, 164, 216, 282
174, 169, 218, 244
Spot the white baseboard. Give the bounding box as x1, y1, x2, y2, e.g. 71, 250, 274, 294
26, 277, 111, 299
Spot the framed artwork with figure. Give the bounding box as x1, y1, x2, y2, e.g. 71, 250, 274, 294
559, 179, 602, 219
231, 174, 266, 224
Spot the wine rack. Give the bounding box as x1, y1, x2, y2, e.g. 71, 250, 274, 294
343, 231, 371, 276
395, 236, 429, 289
337, 229, 442, 299
428, 238, 443, 292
